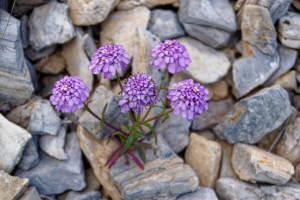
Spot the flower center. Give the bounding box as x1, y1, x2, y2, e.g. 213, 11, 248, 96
61, 85, 67, 90
193, 87, 198, 92
102, 49, 107, 53
167, 41, 171, 45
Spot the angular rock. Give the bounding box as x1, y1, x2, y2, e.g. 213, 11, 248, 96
192, 98, 234, 131
0, 170, 29, 200
66, 191, 106, 200
211, 80, 228, 100
14, 132, 86, 195
82, 33, 97, 59
148, 9, 185, 41
273, 70, 297, 90
176, 186, 218, 200
17, 135, 39, 171
25, 45, 57, 61
232, 143, 294, 184
177, 37, 231, 84
185, 133, 221, 188
117, 0, 178, 10
25, 58, 37, 85
28, 1, 75, 51
19, 187, 41, 200
214, 85, 292, 144
13, 0, 46, 15
20, 15, 29, 49
34, 51, 66, 74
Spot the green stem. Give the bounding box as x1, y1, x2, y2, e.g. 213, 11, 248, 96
0, 0, 16, 44
141, 109, 173, 124
116, 72, 123, 91
132, 114, 141, 133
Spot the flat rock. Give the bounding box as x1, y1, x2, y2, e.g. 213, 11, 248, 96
66, 191, 106, 200
273, 70, 297, 90
185, 133, 221, 188
25, 45, 57, 61
214, 85, 292, 144
82, 33, 97, 59
117, 0, 178, 10
14, 132, 86, 195
34, 51, 66, 74
20, 15, 29, 49
211, 80, 229, 100
0, 170, 29, 200
176, 186, 218, 200
177, 37, 231, 84
19, 187, 41, 200
17, 135, 39, 171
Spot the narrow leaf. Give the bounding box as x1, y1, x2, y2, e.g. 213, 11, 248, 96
159, 97, 166, 114
140, 143, 152, 148
124, 124, 132, 132
134, 141, 146, 163
162, 113, 169, 123
100, 121, 106, 129
102, 103, 108, 120
105, 147, 122, 166
152, 105, 164, 109
120, 134, 134, 155
142, 122, 157, 145
106, 137, 112, 145
132, 114, 141, 132
128, 151, 144, 169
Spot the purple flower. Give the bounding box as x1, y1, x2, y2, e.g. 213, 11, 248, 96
88, 44, 130, 79
119, 73, 159, 114
167, 79, 209, 121
50, 75, 89, 113
150, 39, 191, 74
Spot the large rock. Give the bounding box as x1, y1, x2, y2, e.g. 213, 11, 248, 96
17, 135, 39, 171
66, 191, 106, 200
176, 186, 218, 200
82, 33, 97, 59
19, 187, 41, 200
273, 70, 297, 91
177, 37, 231, 84
14, 132, 86, 195
185, 133, 221, 188
33, 51, 66, 74
214, 85, 292, 144
117, 0, 178, 10
28, 1, 75, 51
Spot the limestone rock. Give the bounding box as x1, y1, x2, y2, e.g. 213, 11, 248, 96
273, 70, 297, 90
185, 133, 221, 188
82, 33, 97, 58
117, 0, 178, 10
34, 51, 66, 74
13, 0, 46, 15
66, 191, 106, 200
17, 135, 39, 171
19, 187, 41, 200
211, 80, 228, 100
28, 1, 75, 51
20, 15, 29, 49
260, 186, 300, 199
176, 186, 218, 200
25, 45, 57, 61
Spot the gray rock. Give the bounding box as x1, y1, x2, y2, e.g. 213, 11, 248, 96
82, 33, 97, 59
13, 0, 46, 15
293, 95, 300, 110
14, 132, 86, 195
0, 102, 10, 111
65, 191, 106, 200
260, 185, 300, 199
25, 45, 57, 61
25, 58, 37, 85
19, 187, 41, 200
0, 0, 9, 11
20, 15, 29, 49
214, 85, 292, 144
148, 9, 185, 41
41, 74, 64, 97
18, 135, 39, 171
176, 186, 218, 200
28, 1, 75, 51
110, 135, 199, 200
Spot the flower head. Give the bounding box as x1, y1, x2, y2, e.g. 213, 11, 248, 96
50, 75, 89, 113
119, 73, 159, 114
150, 39, 191, 74
167, 79, 209, 121
88, 44, 130, 79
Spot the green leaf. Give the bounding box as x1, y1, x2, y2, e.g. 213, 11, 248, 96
102, 103, 108, 120
159, 97, 166, 114
120, 133, 134, 155
106, 137, 112, 145
118, 91, 122, 95
132, 114, 141, 133
100, 121, 106, 129
124, 124, 132, 132
161, 76, 165, 81
162, 113, 169, 123
123, 114, 131, 121
134, 141, 146, 163
140, 142, 152, 148
152, 105, 164, 109
142, 122, 157, 145
161, 87, 168, 91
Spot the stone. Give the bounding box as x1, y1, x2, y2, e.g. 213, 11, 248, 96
0, 170, 29, 200
177, 37, 231, 84
0, 10, 34, 106
116, 0, 178, 10
293, 0, 300, 10
264, 44, 298, 86
0, 102, 10, 111
260, 186, 300, 199
214, 85, 292, 144
295, 162, 300, 181
82, 168, 101, 192
232, 143, 294, 184
6, 98, 61, 136
293, 95, 300, 110
20, 15, 29, 49
65, 191, 105, 200
67, 0, 119, 26
17, 135, 39, 171
34, 51, 66, 74
25, 45, 57, 61
0, 0, 9, 11
25, 58, 37, 85
211, 80, 228, 100
184, 133, 221, 188
197, 130, 216, 141
41, 74, 64, 97
79, 85, 130, 139
0, 114, 32, 173
176, 186, 218, 200
28, 1, 75, 51
82, 33, 97, 58
273, 70, 297, 90
62, 27, 93, 91
297, 73, 300, 83
14, 132, 86, 195
100, 6, 150, 59
148, 9, 185, 41
191, 98, 234, 131
277, 12, 300, 49
19, 187, 41, 200
13, 0, 46, 15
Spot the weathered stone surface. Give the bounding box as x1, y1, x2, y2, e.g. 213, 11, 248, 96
117, 0, 178, 10
214, 85, 292, 144
0, 170, 29, 200
34, 51, 66, 74
185, 133, 221, 188
67, 0, 119, 26
19, 187, 41, 200
293, 95, 300, 110
197, 130, 216, 141
177, 37, 231, 84
176, 186, 218, 200
101, 6, 150, 59
148, 9, 184, 41
41, 74, 64, 97
66, 191, 105, 200
13, 0, 46, 15
14, 132, 86, 195
82, 33, 97, 58
18, 135, 39, 171
260, 185, 300, 199
6, 98, 61, 136
25, 58, 37, 85
273, 70, 297, 90
232, 143, 294, 184
20, 15, 29, 49
192, 98, 234, 131
25, 45, 57, 61
211, 80, 228, 100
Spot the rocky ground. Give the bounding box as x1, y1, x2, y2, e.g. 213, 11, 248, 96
1, 0, 300, 199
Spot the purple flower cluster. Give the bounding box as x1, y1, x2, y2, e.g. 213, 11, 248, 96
50, 76, 89, 113
167, 79, 209, 121
150, 39, 191, 74
119, 73, 159, 114
88, 44, 130, 79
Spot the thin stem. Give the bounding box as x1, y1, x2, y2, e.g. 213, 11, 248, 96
116, 72, 123, 91
141, 109, 173, 124
0, 0, 16, 44
129, 111, 135, 125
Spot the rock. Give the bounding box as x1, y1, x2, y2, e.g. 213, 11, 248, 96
25, 45, 57, 61
211, 80, 228, 100
0, 0, 9, 11
34, 51, 66, 74
293, 0, 300, 10
293, 95, 300, 110
76, 125, 122, 200
197, 130, 216, 141
260, 185, 300, 199
61, 27, 93, 91
176, 186, 218, 200
17, 135, 39, 171
25, 58, 37, 85
0, 102, 11, 111
14, 132, 86, 195
297, 73, 300, 83
185, 133, 221, 188
65, 191, 105, 200
295, 162, 300, 181
79, 85, 130, 139
19, 187, 41, 200
6, 98, 61, 136
100, 6, 150, 59
41, 74, 64, 97
28, 1, 75, 51
177, 37, 231, 84
191, 98, 234, 131
13, 0, 46, 15
264, 44, 298, 86
0, 170, 29, 200
82, 33, 97, 58
0, 10, 34, 106
110, 135, 198, 200
214, 85, 292, 144
20, 15, 29, 49
116, 0, 178, 10
67, 0, 119, 26
232, 143, 294, 184
273, 70, 297, 90
277, 12, 300, 49
148, 9, 185, 41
